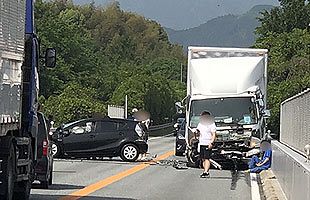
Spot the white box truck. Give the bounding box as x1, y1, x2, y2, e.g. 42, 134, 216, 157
175, 47, 270, 167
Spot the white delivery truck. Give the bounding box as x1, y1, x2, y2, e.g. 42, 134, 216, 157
175, 47, 270, 167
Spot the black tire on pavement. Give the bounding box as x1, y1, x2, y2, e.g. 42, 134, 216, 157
120, 143, 139, 162
13, 145, 33, 200
0, 142, 15, 200
13, 180, 31, 200
51, 142, 61, 158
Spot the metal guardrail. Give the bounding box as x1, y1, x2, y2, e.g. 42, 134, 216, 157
272, 140, 310, 200
280, 88, 310, 156
149, 123, 174, 137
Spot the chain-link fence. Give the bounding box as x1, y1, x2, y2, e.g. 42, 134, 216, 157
280, 88, 310, 156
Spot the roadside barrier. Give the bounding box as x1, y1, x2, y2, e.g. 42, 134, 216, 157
149, 123, 174, 137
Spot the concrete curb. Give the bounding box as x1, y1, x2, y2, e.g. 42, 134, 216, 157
259, 170, 287, 200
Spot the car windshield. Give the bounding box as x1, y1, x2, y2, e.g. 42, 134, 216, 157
189, 97, 257, 128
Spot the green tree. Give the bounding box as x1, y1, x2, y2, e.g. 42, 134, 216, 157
255, 0, 310, 133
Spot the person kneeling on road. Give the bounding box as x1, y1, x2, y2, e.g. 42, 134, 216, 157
195, 111, 216, 178
246, 140, 272, 173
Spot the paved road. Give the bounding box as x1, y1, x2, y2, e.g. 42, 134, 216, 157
30, 136, 252, 200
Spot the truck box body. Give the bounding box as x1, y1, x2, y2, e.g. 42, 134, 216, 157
0, 0, 25, 135
183, 47, 269, 165
187, 47, 267, 99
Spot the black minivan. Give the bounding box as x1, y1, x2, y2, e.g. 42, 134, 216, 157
34, 112, 53, 188
51, 117, 148, 162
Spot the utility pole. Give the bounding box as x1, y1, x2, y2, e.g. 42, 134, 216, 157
125, 95, 128, 119
180, 63, 183, 83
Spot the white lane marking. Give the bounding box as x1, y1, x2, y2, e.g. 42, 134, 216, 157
250, 173, 261, 200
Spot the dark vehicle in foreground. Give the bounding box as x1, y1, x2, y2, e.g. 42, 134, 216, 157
34, 112, 53, 189
0, 0, 56, 198
51, 118, 148, 162
175, 120, 186, 156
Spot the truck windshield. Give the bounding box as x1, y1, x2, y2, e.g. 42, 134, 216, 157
189, 97, 257, 127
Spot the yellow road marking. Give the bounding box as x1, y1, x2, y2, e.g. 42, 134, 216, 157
60, 150, 174, 200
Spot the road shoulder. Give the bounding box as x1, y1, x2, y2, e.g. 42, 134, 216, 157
259, 170, 287, 200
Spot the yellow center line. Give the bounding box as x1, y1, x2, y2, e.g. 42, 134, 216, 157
59, 150, 174, 200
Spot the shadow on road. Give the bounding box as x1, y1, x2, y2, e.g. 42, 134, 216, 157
32, 183, 84, 190
30, 194, 137, 200
210, 170, 251, 190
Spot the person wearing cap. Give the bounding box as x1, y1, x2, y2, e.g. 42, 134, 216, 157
246, 140, 272, 173
195, 111, 216, 178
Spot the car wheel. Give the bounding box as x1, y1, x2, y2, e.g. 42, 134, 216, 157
120, 144, 139, 162
51, 142, 61, 158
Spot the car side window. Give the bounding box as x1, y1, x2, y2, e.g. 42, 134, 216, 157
70, 121, 96, 135
117, 122, 128, 130
98, 121, 117, 132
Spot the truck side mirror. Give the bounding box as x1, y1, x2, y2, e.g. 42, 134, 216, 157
45, 48, 56, 68
175, 102, 183, 114
263, 110, 271, 118
257, 99, 264, 107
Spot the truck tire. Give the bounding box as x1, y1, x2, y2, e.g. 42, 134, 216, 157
0, 143, 15, 200
13, 144, 33, 200
13, 180, 31, 200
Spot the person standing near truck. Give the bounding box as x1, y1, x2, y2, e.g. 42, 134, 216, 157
196, 111, 216, 178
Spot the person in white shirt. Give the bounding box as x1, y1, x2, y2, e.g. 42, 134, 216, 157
195, 111, 216, 178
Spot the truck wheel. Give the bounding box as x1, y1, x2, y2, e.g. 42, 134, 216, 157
0, 144, 15, 200
13, 144, 33, 200
13, 180, 31, 200
120, 144, 139, 162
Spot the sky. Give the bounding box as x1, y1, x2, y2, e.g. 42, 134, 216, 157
73, 0, 279, 30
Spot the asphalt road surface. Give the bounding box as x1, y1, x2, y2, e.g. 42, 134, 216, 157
30, 136, 253, 200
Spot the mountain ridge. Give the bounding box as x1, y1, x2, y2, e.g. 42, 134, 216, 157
165, 5, 274, 50
73, 0, 279, 30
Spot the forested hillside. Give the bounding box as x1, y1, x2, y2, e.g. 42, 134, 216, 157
255, 0, 310, 134
36, 0, 186, 125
